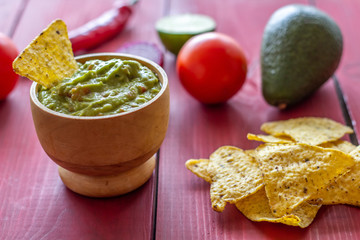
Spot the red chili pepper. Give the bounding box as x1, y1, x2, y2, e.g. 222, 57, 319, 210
69, 0, 138, 53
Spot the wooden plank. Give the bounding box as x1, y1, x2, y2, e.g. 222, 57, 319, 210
1, 0, 164, 239
0, 0, 25, 36
156, 0, 359, 239
13, 0, 114, 50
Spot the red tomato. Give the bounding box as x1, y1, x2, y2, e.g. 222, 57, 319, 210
176, 32, 247, 104
0, 33, 19, 100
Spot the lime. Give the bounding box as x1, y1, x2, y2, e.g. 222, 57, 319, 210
156, 14, 216, 55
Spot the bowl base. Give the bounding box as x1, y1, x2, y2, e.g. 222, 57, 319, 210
58, 155, 156, 197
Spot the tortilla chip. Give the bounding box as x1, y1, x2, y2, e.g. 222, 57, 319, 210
244, 149, 257, 158
185, 159, 211, 182
255, 143, 355, 217
247, 133, 294, 144
13, 19, 78, 88
261, 117, 353, 145
312, 146, 360, 206
319, 140, 357, 153
208, 146, 264, 212
235, 187, 321, 228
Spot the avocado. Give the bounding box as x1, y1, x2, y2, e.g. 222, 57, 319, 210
261, 4, 343, 109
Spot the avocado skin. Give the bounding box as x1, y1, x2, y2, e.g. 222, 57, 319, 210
261, 4, 343, 108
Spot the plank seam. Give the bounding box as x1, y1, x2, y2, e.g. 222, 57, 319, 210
152, 1, 170, 238
309, 0, 316, 6
333, 75, 359, 145
151, 150, 160, 240
8, 0, 30, 38
162, 0, 171, 16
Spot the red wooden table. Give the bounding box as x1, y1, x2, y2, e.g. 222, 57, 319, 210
1, 0, 360, 239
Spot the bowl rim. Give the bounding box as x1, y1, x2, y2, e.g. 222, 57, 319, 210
30, 52, 169, 120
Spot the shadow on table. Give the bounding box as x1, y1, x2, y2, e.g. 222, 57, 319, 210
55, 175, 155, 239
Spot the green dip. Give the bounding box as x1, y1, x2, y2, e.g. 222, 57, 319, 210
37, 59, 162, 116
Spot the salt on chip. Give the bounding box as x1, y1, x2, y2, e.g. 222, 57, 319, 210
13, 19, 78, 88
207, 146, 264, 212
312, 146, 360, 206
185, 159, 211, 183
235, 187, 321, 228
255, 143, 355, 217
247, 133, 294, 144
244, 149, 257, 158
260, 117, 353, 145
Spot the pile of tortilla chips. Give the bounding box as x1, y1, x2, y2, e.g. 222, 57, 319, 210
186, 117, 360, 228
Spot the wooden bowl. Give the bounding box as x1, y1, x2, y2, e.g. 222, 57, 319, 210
30, 53, 170, 197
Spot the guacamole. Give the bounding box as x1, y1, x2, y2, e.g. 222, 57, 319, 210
37, 59, 162, 116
